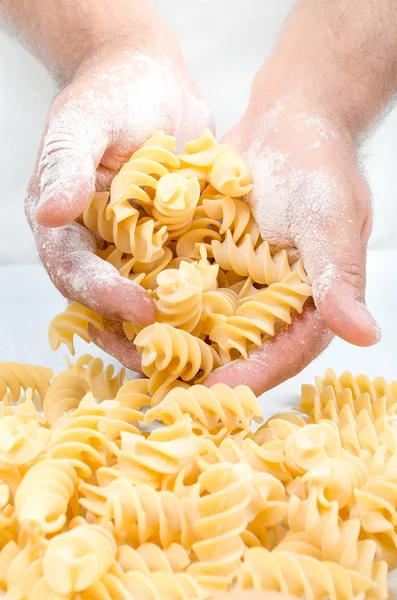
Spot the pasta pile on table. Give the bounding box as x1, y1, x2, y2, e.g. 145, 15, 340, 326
48, 129, 313, 402
0, 359, 395, 599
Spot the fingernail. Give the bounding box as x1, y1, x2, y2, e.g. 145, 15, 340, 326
354, 301, 382, 340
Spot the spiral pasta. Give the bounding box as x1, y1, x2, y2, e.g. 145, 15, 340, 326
0, 362, 53, 404
208, 149, 253, 197
80, 477, 198, 549
145, 384, 263, 434
67, 354, 126, 400
237, 546, 387, 599
103, 416, 202, 489
15, 459, 78, 535
135, 323, 221, 383
84, 191, 168, 263
153, 173, 201, 233
178, 129, 227, 169
48, 302, 104, 355
202, 196, 260, 246
42, 371, 89, 426
186, 462, 254, 592
109, 130, 180, 213
212, 230, 309, 286
117, 542, 190, 574
210, 272, 313, 360
42, 524, 117, 594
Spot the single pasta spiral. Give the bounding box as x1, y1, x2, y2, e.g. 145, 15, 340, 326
0, 415, 51, 468
109, 130, 180, 214
67, 354, 125, 401
0, 362, 53, 404
208, 149, 253, 197
42, 371, 89, 426
145, 384, 263, 434
48, 302, 104, 356
237, 545, 387, 599
153, 173, 201, 233
284, 422, 342, 475
212, 230, 309, 286
15, 459, 78, 535
87, 191, 168, 263
134, 323, 221, 383
42, 524, 117, 595
155, 248, 218, 333
103, 416, 202, 489
202, 196, 260, 246
79, 477, 198, 549
178, 129, 227, 169
210, 272, 313, 361
186, 462, 254, 593
200, 288, 239, 335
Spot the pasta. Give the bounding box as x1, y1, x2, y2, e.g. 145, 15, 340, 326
0, 362, 53, 404
15, 459, 78, 535
6, 128, 397, 598
212, 230, 309, 286
134, 323, 221, 384
48, 302, 104, 355
0, 353, 395, 598
145, 384, 263, 433
210, 272, 313, 361
80, 476, 198, 549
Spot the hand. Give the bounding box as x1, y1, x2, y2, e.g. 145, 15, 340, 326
206, 101, 380, 395
25, 33, 213, 369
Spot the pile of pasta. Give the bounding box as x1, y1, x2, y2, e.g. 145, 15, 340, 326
48, 129, 313, 403
0, 357, 395, 599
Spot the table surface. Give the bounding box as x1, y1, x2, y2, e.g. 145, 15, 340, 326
2, 250, 397, 594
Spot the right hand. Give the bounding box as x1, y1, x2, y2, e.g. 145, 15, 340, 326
25, 26, 213, 370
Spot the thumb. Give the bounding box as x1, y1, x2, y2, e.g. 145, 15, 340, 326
35, 105, 108, 227
298, 220, 380, 347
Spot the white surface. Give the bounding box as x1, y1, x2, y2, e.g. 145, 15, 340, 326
1, 0, 397, 265
1, 250, 397, 594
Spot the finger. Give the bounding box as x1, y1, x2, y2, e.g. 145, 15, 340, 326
35, 219, 155, 326
88, 321, 143, 373
34, 98, 108, 227
298, 209, 380, 347
205, 304, 333, 396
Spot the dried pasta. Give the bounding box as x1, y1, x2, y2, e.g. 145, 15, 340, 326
0, 355, 394, 598
6, 127, 396, 598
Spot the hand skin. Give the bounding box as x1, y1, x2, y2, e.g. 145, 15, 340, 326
1, 0, 213, 369
206, 0, 397, 395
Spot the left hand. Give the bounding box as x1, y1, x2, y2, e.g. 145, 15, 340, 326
205, 100, 380, 395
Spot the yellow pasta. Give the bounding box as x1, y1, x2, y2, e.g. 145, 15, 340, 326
80, 476, 198, 549
145, 383, 263, 434
208, 149, 253, 197
15, 459, 78, 535
67, 354, 125, 400
212, 230, 309, 285
135, 323, 221, 383
42, 524, 117, 594
48, 302, 104, 355
210, 272, 313, 361
153, 173, 201, 233
0, 362, 53, 404
42, 370, 89, 426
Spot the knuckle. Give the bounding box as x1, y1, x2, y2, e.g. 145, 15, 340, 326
338, 261, 364, 291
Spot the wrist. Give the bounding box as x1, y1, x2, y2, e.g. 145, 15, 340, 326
53, 1, 181, 86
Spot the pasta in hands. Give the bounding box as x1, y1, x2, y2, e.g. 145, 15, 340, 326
49, 127, 313, 385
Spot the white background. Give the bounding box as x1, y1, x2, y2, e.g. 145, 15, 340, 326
1, 0, 397, 265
